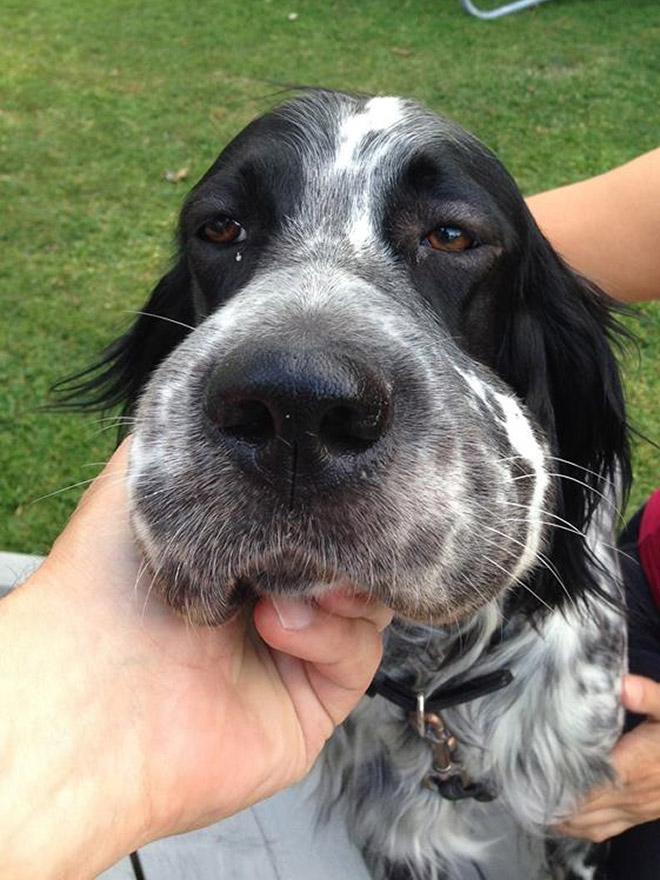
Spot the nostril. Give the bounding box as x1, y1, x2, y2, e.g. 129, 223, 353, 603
203, 350, 392, 465
211, 399, 276, 445
320, 402, 387, 454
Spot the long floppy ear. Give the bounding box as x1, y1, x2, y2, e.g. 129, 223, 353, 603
53, 257, 194, 419
496, 220, 632, 613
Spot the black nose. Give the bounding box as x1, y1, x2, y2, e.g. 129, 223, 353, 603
203, 346, 392, 492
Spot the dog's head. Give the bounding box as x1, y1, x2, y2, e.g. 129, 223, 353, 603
61, 90, 630, 624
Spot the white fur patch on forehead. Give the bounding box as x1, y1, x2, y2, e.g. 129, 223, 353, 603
335, 96, 405, 171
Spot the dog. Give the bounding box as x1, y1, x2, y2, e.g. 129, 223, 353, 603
59, 89, 631, 879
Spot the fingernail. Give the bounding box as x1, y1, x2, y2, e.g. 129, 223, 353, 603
271, 596, 317, 630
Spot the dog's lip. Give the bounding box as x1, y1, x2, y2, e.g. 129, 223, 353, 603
231, 573, 362, 601
229, 549, 360, 597
298, 576, 361, 598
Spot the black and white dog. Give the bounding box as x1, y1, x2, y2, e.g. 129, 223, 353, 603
62, 90, 631, 879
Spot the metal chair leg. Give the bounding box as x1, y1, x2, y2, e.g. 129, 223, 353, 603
460, 0, 552, 20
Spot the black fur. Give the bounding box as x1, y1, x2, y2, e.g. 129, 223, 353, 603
497, 219, 631, 614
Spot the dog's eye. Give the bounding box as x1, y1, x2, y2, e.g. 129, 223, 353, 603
200, 217, 247, 245
424, 226, 475, 252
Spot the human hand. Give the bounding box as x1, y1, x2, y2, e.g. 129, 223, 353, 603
557, 675, 660, 842
3, 439, 392, 878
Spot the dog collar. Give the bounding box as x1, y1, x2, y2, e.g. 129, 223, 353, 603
366, 668, 513, 802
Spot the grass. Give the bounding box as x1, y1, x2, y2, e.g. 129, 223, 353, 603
2, 0, 660, 555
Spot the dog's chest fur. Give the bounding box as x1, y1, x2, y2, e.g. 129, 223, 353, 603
321, 537, 625, 880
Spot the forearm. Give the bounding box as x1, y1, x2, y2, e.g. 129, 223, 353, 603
0, 572, 148, 879
527, 147, 660, 303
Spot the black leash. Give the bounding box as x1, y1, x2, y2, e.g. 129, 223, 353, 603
129, 850, 146, 880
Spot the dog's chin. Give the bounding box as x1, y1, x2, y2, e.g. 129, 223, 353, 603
139, 549, 505, 628
150, 575, 365, 626
391, 591, 503, 628
138, 549, 364, 626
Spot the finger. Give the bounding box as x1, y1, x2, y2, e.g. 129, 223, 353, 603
315, 589, 394, 631
55, 437, 133, 538
568, 767, 637, 814
609, 715, 660, 788
266, 649, 337, 763
254, 596, 385, 758
558, 805, 626, 831
255, 596, 383, 688
60, 438, 132, 520
557, 813, 632, 843
254, 595, 384, 727
622, 675, 660, 721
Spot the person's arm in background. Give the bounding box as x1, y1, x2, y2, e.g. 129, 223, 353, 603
527, 146, 660, 303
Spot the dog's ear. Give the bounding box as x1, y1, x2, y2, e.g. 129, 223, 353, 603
53, 257, 194, 419
496, 219, 632, 612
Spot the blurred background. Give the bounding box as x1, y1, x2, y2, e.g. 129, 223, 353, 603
3, 0, 660, 554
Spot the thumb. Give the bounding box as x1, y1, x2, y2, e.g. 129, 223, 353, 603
622, 675, 660, 720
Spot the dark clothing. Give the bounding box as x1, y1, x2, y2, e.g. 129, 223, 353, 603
607, 489, 660, 879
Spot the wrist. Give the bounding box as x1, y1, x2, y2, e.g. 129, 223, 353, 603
0, 568, 153, 878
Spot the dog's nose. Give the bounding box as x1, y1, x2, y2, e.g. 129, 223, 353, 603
203, 347, 391, 490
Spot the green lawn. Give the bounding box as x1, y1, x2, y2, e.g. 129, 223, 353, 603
2, 0, 660, 555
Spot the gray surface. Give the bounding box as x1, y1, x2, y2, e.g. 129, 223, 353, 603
98, 765, 373, 879
0, 551, 44, 596
96, 856, 135, 879
134, 765, 373, 880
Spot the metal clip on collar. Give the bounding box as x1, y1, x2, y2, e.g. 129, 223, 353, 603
411, 693, 462, 785
367, 668, 513, 802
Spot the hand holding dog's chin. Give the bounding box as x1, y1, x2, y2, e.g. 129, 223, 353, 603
0, 440, 392, 880
557, 675, 660, 843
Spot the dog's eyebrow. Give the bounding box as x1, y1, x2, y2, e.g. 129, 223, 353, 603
179, 195, 244, 238
423, 200, 504, 240
422, 199, 493, 223
184, 191, 239, 217
182, 162, 267, 219
389, 195, 503, 246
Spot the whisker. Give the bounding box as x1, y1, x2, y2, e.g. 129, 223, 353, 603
89, 419, 136, 439
499, 501, 587, 535
483, 555, 553, 613
543, 454, 616, 488
29, 471, 121, 504
511, 470, 622, 518
481, 524, 576, 614
94, 415, 137, 425
126, 310, 196, 332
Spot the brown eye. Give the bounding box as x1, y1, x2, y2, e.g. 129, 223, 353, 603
201, 217, 246, 245
425, 226, 475, 252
